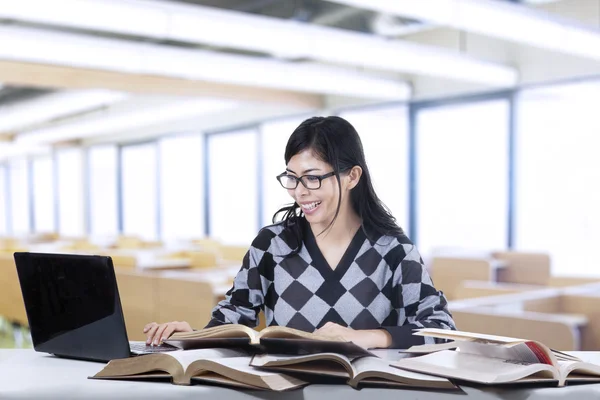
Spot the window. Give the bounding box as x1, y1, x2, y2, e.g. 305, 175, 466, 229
56, 148, 85, 237
208, 129, 258, 245
159, 134, 204, 242
515, 81, 600, 276
9, 158, 30, 236
32, 155, 55, 233
89, 145, 119, 238
260, 117, 308, 227
416, 99, 510, 257
121, 142, 158, 241
340, 105, 410, 232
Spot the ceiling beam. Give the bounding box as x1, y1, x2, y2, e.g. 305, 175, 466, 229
0, 60, 324, 109
0, 0, 517, 86
326, 0, 600, 61
16, 98, 239, 146
0, 26, 410, 101
0, 90, 128, 134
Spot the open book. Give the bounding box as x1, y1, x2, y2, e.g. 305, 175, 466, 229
164, 324, 374, 357
91, 348, 307, 391
392, 328, 600, 387
250, 352, 457, 390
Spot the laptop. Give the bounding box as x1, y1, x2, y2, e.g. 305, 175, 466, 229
14, 252, 178, 362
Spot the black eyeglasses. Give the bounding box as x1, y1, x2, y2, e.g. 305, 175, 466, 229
276, 171, 335, 190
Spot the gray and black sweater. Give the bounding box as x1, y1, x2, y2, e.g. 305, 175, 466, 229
206, 218, 456, 348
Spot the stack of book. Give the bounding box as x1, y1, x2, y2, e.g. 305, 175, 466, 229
91, 325, 600, 391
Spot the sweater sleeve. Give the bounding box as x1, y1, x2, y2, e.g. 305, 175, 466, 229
204, 232, 271, 329
380, 244, 456, 348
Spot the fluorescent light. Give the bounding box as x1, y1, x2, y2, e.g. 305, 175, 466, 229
16, 98, 238, 145
0, 26, 410, 100
0, 0, 517, 86
0, 90, 128, 133
326, 0, 600, 61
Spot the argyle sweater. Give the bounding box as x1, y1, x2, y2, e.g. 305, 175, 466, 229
206, 218, 456, 348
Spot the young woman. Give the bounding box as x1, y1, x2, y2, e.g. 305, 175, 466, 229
144, 116, 455, 349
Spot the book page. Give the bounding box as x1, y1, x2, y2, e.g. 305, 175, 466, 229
559, 360, 600, 381
400, 341, 459, 354
259, 326, 345, 342
392, 350, 558, 384
167, 348, 249, 371
354, 356, 453, 385
170, 324, 258, 340
251, 353, 355, 377
414, 328, 523, 344
458, 341, 554, 365
189, 357, 308, 391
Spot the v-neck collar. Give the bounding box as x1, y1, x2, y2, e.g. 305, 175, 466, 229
302, 217, 366, 278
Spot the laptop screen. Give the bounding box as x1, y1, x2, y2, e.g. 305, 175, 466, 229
14, 252, 131, 361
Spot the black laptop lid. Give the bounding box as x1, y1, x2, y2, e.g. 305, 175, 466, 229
14, 252, 131, 362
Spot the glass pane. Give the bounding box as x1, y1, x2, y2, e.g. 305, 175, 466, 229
159, 134, 204, 242
340, 105, 410, 232
516, 81, 600, 276
9, 158, 30, 236
121, 142, 158, 241
260, 116, 308, 227
89, 145, 119, 239
56, 148, 85, 237
416, 100, 509, 257
32, 155, 55, 233
208, 129, 258, 245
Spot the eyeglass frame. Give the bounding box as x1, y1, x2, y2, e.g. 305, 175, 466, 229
276, 171, 336, 190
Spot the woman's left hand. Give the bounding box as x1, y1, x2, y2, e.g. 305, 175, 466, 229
314, 322, 391, 349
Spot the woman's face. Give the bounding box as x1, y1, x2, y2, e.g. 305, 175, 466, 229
285, 150, 348, 229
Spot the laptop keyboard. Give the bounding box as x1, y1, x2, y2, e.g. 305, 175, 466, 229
130, 341, 179, 354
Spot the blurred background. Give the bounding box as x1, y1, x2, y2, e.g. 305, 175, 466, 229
1, 0, 600, 351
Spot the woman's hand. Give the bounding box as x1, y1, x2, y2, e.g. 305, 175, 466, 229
314, 322, 392, 349
143, 321, 193, 346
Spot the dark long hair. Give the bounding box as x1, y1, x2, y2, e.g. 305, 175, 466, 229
272, 116, 403, 251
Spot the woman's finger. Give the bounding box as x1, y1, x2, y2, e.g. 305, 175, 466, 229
160, 325, 177, 343
143, 322, 157, 333
145, 324, 160, 345
153, 323, 171, 346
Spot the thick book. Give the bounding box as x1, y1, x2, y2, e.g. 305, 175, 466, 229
90, 348, 308, 391
391, 328, 600, 387
249, 352, 458, 390
164, 324, 375, 357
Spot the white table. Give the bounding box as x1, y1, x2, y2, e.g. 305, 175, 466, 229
2, 349, 600, 399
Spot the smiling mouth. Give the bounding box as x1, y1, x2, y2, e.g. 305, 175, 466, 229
300, 201, 321, 212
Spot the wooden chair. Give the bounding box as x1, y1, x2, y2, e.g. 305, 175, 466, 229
431, 256, 502, 300
189, 251, 219, 269
0, 255, 28, 326
493, 251, 551, 286
454, 280, 539, 300
115, 270, 158, 341
156, 276, 218, 330
219, 245, 248, 264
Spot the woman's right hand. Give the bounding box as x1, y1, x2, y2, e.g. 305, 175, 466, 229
143, 321, 193, 346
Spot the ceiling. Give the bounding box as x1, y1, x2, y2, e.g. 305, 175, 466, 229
0, 0, 597, 157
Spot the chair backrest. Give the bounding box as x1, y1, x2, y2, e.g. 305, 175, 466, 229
189, 251, 219, 269
156, 275, 216, 329
454, 280, 538, 300
431, 256, 499, 300
452, 308, 584, 351
493, 251, 551, 286
114, 269, 158, 341
0, 254, 28, 325
219, 245, 249, 263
